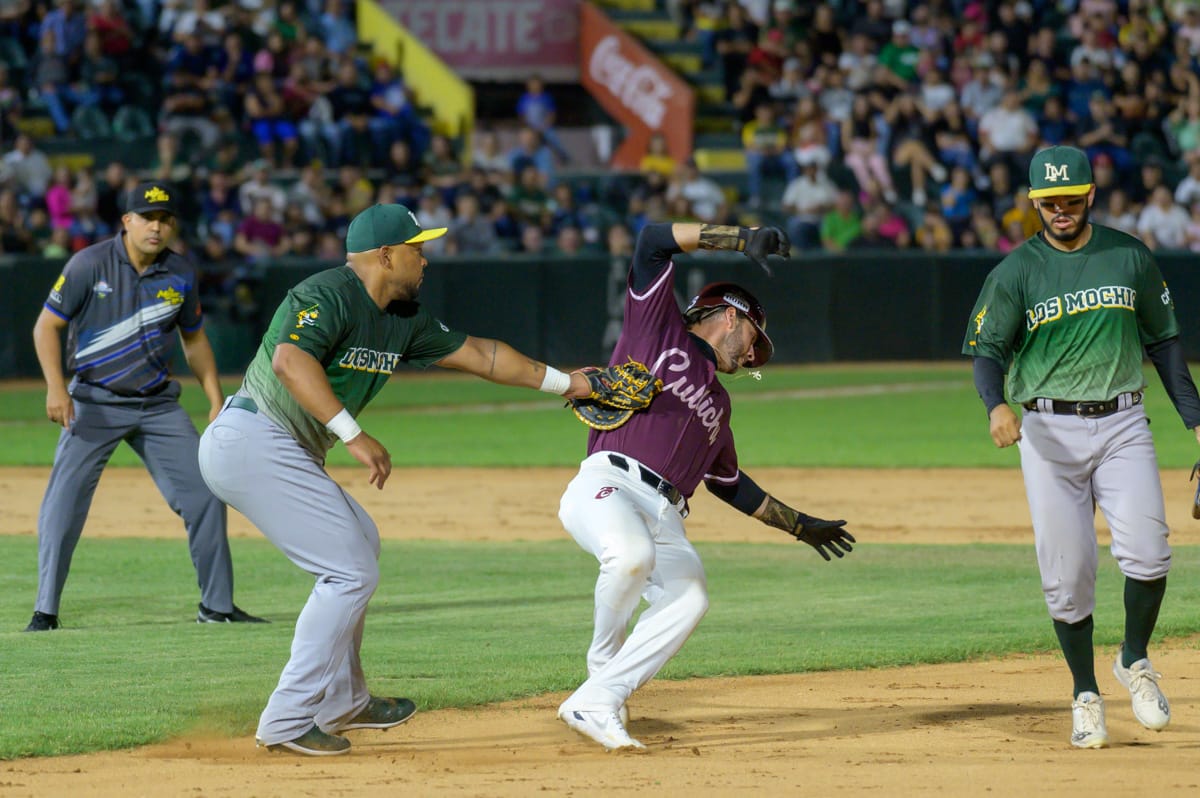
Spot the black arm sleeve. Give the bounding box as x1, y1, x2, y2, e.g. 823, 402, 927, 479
1145, 336, 1200, 429
705, 471, 769, 515
630, 223, 683, 293
972, 356, 1008, 414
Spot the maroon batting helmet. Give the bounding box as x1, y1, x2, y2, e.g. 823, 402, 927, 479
683, 282, 774, 365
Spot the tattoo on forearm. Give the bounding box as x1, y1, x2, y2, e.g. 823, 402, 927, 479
760, 496, 799, 533
698, 224, 746, 252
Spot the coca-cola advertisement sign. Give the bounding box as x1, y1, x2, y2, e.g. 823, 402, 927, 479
580, 2, 694, 169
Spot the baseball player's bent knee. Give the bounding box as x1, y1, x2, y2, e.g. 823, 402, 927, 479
1043, 585, 1094, 625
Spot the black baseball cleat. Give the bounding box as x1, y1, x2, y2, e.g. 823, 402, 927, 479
196, 603, 269, 624
339, 697, 417, 731
23, 611, 60, 632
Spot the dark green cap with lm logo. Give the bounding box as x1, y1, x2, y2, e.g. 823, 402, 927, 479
345, 203, 448, 253
1028, 145, 1094, 198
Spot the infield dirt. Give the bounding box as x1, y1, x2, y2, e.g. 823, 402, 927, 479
3, 466, 1199, 797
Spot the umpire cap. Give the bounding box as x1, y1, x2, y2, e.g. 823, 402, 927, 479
125, 181, 180, 217
684, 282, 774, 365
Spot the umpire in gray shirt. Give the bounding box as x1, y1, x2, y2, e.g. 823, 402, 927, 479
25, 180, 265, 631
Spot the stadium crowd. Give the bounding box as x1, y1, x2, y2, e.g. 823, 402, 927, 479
2, 0, 1200, 314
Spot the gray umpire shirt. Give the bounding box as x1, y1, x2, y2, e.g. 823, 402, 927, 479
43, 232, 203, 401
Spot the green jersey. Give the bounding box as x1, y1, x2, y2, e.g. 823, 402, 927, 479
963, 225, 1178, 403
242, 266, 467, 456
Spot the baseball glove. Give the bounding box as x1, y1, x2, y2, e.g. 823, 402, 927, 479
1190, 459, 1200, 519
568, 359, 663, 431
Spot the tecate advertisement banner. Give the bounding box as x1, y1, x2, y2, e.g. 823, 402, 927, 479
579, 2, 694, 168
386, 0, 581, 81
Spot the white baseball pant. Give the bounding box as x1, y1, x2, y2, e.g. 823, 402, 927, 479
557, 451, 709, 713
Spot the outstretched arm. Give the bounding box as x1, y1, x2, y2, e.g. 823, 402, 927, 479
629, 223, 792, 290
707, 472, 853, 560
435, 335, 591, 398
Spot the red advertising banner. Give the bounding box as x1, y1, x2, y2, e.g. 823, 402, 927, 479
385, 0, 581, 82
579, 2, 694, 169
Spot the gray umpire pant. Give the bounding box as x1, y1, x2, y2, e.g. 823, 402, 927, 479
35, 396, 234, 616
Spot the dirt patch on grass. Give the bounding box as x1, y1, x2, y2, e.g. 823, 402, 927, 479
4, 466, 1200, 796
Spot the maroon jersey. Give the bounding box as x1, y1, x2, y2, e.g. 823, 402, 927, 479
587, 260, 739, 498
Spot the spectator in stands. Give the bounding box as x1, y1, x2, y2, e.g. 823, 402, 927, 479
287, 161, 330, 227
318, 0, 357, 56
2, 133, 52, 200
157, 43, 225, 174
508, 125, 555, 187
87, 0, 134, 60
1036, 95, 1073, 148
234, 196, 290, 261
1137, 185, 1190, 250
1088, 152, 1117, 210
1094, 187, 1138, 237
789, 95, 831, 169
959, 62, 1005, 131
1185, 202, 1200, 253
819, 189, 862, 252
886, 91, 947, 207
69, 166, 104, 244
201, 170, 241, 242
781, 158, 836, 250
841, 94, 897, 204
31, 28, 74, 134
977, 89, 1039, 189
172, 0, 225, 46
1002, 190, 1041, 241
517, 74, 569, 165
78, 30, 125, 115
849, 0, 891, 48
913, 207, 954, 252
41, 0, 86, 73
214, 31, 255, 119
933, 100, 979, 179
716, 3, 758, 102
508, 163, 550, 226
666, 159, 726, 224
742, 102, 798, 207
238, 160, 286, 219
640, 131, 676, 179
471, 129, 510, 175
1130, 157, 1168, 208
517, 222, 547, 255
849, 198, 910, 250
416, 188, 452, 256
1175, 157, 1200, 207
421, 133, 463, 201
0, 188, 32, 253
769, 57, 810, 106
553, 224, 585, 256
445, 191, 500, 255
245, 71, 300, 168
336, 163, 375, 216
959, 202, 1004, 251
1166, 93, 1200, 157
95, 161, 127, 230
1078, 93, 1133, 174
44, 165, 74, 231
878, 20, 920, 89
940, 165, 977, 241
369, 59, 425, 160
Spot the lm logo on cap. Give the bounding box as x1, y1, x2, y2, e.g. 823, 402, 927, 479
1043, 163, 1070, 182
144, 186, 171, 203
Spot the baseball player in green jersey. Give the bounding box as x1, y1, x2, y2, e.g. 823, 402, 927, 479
964, 145, 1200, 749
197, 203, 593, 756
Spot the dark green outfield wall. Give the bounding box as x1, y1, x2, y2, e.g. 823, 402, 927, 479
4, 250, 1199, 377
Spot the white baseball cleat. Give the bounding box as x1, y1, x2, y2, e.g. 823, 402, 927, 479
1113, 650, 1171, 731
559, 707, 646, 752
1070, 691, 1108, 749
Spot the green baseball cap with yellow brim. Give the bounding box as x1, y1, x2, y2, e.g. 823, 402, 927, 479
1027, 145, 1094, 198
345, 203, 448, 253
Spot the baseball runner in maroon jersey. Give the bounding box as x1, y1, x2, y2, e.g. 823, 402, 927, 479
556, 222, 855, 751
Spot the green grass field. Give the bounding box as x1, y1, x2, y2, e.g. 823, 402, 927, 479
3, 362, 1200, 760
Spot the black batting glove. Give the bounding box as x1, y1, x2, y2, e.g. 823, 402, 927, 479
791, 513, 855, 561
740, 226, 792, 275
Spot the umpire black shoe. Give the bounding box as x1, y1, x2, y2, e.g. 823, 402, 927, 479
23, 611, 60, 632
196, 603, 268, 624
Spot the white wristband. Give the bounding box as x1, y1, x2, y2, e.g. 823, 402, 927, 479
325, 408, 362, 443
539, 366, 572, 395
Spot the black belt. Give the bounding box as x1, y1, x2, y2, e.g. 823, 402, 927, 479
1022, 391, 1142, 419
607, 453, 686, 512
229, 395, 258, 414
